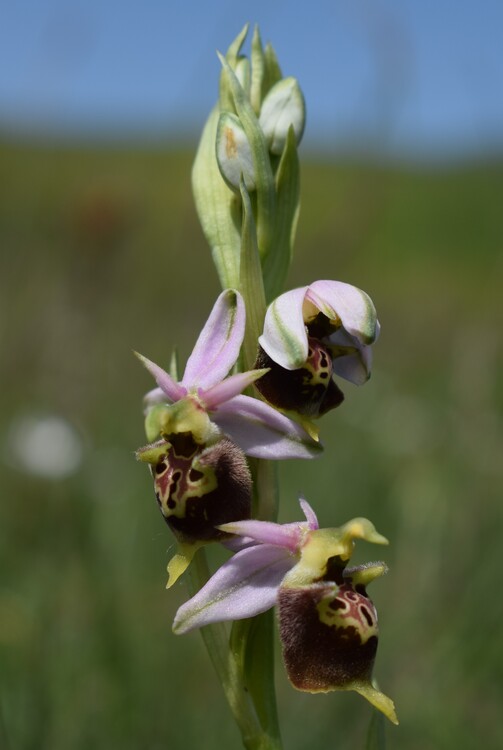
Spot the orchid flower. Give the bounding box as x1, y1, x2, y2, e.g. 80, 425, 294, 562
254, 280, 380, 419
135, 290, 321, 588
173, 498, 397, 725
136, 288, 321, 459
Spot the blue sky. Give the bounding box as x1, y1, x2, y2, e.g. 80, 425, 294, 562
1, 0, 502, 156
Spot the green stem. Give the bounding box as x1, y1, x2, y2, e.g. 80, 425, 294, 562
253, 459, 279, 522
366, 708, 386, 750
227, 458, 282, 748
188, 549, 280, 749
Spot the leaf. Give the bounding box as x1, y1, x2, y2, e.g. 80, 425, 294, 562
230, 612, 282, 746
192, 105, 242, 289
263, 126, 300, 301
239, 180, 267, 370
263, 43, 283, 96
250, 25, 265, 115
220, 23, 249, 112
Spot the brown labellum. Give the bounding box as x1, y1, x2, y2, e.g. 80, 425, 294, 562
254, 341, 344, 419
278, 581, 379, 692
152, 434, 251, 544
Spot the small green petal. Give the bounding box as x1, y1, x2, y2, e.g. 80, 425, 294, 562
345, 562, 388, 587
136, 438, 168, 465
144, 404, 171, 443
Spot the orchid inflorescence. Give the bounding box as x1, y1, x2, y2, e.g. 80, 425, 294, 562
134, 23, 397, 749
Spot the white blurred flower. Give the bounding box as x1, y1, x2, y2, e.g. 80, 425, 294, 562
6, 415, 83, 479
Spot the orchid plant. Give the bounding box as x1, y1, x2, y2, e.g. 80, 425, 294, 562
135, 24, 397, 750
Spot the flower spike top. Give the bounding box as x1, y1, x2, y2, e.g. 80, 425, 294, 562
254, 280, 380, 420
173, 497, 397, 725
136, 289, 321, 459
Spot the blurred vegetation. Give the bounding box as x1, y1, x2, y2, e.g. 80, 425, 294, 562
0, 139, 501, 750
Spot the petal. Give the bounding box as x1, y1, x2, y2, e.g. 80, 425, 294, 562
218, 518, 304, 552
202, 369, 269, 410
307, 280, 379, 345
135, 352, 187, 402
332, 345, 372, 385
172, 544, 294, 634
222, 535, 258, 552
299, 497, 319, 530
182, 289, 245, 390
325, 326, 359, 348
212, 394, 323, 459
143, 386, 170, 408
259, 286, 310, 370
324, 327, 373, 385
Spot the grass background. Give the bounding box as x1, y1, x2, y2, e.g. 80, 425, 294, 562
0, 139, 502, 749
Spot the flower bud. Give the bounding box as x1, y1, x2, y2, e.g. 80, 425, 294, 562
137, 434, 251, 545
216, 112, 256, 191
256, 281, 380, 419
259, 77, 306, 155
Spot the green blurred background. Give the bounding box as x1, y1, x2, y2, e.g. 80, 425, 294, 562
1, 141, 501, 750
1, 2, 503, 748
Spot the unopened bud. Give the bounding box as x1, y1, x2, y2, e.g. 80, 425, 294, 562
216, 112, 256, 191
259, 77, 306, 155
